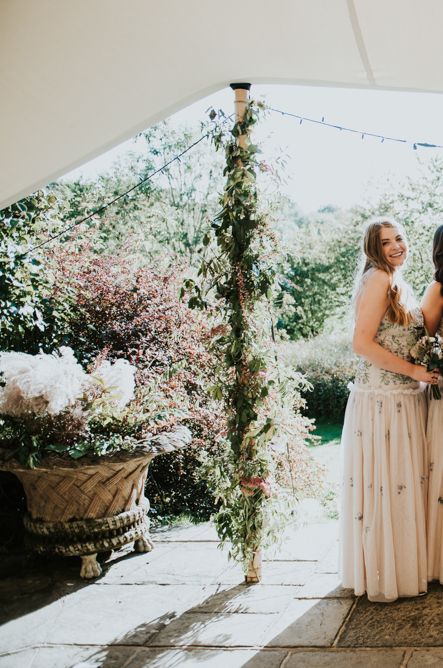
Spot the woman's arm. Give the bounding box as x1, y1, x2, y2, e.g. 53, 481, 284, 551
421, 281, 443, 335
353, 270, 435, 382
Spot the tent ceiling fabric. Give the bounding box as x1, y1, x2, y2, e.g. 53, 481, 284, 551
2, 0, 443, 209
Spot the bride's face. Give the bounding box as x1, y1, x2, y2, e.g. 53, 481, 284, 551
380, 225, 408, 268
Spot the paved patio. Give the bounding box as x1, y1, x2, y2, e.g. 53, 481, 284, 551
2, 514, 443, 668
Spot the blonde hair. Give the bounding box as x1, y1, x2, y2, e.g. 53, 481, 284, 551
355, 218, 412, 326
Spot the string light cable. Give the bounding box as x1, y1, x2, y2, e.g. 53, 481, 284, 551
269, 106, 443, 150
20, 115, 233, 257
16, 105, 442, 257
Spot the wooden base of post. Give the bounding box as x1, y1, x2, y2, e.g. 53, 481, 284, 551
245, 549, 262, 583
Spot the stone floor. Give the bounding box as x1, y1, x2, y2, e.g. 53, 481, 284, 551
2, 515, 443, 668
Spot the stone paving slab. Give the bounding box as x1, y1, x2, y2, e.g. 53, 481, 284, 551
0, 647, 413, 668
262, 560, 318, 586
0, 646, 288, 668
297, 572, 353, 599
146, 611, 278, 647
193, 583, 299, 614
283, 649, 405, 667
0, 583, 219, 652
338, 584, 443, 647
408, 649, 443, 665
314, 541, 339, 575
152, 522, 220, 543
92, 544, 178, 585
121, 647, 287, 668
0, 598, 64, 653
98, 542, 243, 586
0, 646, 106, 668
264, 598, 354, 647
264, 521, 339, 562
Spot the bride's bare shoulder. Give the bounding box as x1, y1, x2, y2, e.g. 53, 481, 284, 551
360, 268, 390, 291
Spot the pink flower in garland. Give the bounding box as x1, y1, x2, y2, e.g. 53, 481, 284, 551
240, 476, 272, 498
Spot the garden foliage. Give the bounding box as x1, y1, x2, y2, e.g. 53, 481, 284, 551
12, 119, 443, 526
49, 122, 224, 267
52, 249, 226, 521
0, 191, 69, 353
275, 208, 360, 340
282, 333, 357, 423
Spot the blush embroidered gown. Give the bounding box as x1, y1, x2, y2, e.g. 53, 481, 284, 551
340, 308, 428, 602
426, 321, 443, 583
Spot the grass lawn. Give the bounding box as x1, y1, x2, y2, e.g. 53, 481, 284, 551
313, 422, 342, 445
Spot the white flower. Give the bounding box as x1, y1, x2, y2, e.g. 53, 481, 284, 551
92, 359, 136, 409
0, 347, 88, 416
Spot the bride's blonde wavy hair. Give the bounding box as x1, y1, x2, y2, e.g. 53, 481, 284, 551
354, 218, 412, 327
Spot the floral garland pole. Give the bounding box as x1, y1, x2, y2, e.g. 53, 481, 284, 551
185, 90, 289, 581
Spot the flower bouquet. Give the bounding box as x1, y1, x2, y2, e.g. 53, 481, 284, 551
410, 334, 443, 399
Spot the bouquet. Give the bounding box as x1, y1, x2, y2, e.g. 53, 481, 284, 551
410, 334, 443, 399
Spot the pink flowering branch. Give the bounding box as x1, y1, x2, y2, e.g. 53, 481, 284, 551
240, 476, 273, 498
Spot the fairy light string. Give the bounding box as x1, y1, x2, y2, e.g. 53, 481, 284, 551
23, 131, 213, 257
269, 106, 443, 150
18, 104, 443, 257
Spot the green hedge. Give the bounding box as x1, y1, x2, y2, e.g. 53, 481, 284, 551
282, 333, 357, 423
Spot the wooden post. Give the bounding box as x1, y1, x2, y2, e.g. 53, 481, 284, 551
230, 83, 262, 584
231, 83, 250, 147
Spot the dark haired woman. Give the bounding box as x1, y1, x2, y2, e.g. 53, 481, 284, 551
421, 224, 443, 583
340, 218, 437, 602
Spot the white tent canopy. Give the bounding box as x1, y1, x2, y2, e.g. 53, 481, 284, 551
2, 0, 443, 209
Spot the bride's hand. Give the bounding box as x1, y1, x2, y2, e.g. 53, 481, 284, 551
410, 365, 440, 384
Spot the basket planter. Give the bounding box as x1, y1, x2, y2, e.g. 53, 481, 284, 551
0, 426, 191, 578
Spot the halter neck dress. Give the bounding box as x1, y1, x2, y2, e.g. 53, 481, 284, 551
340, 307, 428, 602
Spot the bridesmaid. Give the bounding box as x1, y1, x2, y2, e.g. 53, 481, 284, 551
421, 224, 443, 583
340, 218, 437, 602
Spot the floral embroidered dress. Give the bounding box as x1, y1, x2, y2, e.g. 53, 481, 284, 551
340, 307, 428, 602
427, 320, 443, 583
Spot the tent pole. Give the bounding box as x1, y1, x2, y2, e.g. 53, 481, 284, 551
230, 82, 262, 584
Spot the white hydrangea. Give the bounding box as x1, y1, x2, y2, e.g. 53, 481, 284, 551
0, 347, 88, 416
91, 359, 136, 409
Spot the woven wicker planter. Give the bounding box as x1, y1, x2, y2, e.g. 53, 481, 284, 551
0, 426, 191, 578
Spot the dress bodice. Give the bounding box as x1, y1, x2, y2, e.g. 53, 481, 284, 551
354, 307, 423, 390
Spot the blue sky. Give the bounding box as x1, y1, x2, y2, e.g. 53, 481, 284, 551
63, 84, 443, 214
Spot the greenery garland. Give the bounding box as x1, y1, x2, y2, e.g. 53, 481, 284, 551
185, 100, 292, 569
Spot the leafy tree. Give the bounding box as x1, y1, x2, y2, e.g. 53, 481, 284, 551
50, 121, 224, 267
276, 208, 360, 339
352, 157, 443, 297
0, 191, 70, 352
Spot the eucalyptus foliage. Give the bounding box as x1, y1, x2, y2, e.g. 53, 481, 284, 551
185, 101, 300, 568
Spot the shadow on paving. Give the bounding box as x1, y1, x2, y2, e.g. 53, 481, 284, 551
0, 554, 92, 625
0, 545, 143, 626
75, 578, 443, 667
78, 582, 353, 667
8, 519, 443, 666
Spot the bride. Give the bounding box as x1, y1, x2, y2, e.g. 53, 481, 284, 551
340, 218, 438, 602
421, 224, 443, 583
